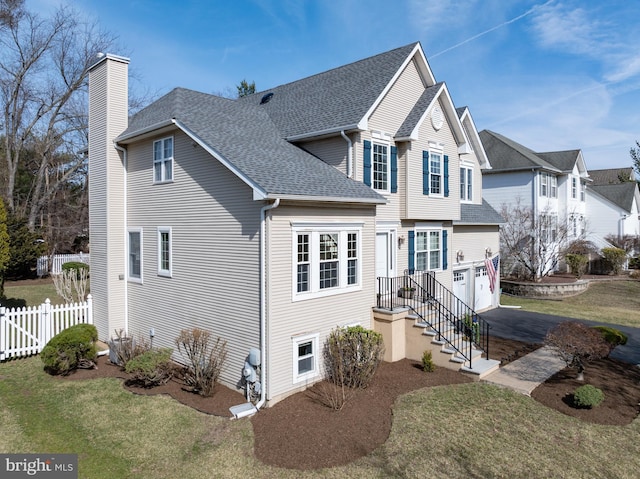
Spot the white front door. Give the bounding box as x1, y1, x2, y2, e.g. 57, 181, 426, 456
376, 232, 395, 292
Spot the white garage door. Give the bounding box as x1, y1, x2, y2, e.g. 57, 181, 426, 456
474, 266, 491, 311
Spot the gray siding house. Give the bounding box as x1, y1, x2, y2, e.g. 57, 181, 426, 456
88, 43, 502, 407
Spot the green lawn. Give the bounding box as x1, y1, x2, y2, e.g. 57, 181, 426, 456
500, 280, 640, 328
3, 280, 61, 308
0, 357, 638, 478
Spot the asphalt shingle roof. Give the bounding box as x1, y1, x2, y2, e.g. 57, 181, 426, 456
395, 82, 443, 138
537, 150, 581, 172
479, 130, 560, 173
589, 168, 635, 185
455, 199, 505, 225
589, 182, 638, 212
239, 43, 420, 139
119, 88, 385, 202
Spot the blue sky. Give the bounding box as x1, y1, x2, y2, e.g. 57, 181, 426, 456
33, 0, 640, 170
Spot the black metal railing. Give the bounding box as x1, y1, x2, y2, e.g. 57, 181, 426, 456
376, 271, 490, 368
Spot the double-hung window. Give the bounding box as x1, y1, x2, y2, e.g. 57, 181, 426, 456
540, 172, 548, 197
460, 166, 473, 202
292, 333, 319, 383
416, 230, 441, 271
157, 227, 172, 277
153, 137, 173, 183
293, 225, 361, 299
128, 228, 143, 283
372, 143, 389, 191
549, 176, 557, 198
430, 152, 442, 195
571, 177, 577, 199
580, 181, 586, 201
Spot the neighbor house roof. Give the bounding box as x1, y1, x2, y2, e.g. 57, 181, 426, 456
589, 182, 639, 212
117, 88, 386, 203
239, 42, 423, 140
454, 200, 505, 225
588, 168, 635, 185
537, 150, 582, 172
479, 130, 561, 173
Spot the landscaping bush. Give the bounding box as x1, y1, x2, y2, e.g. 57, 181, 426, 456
601, 247, 627, 275
629, 256, 640, 269
124, 348, 174, 387
175, 328, 227, 397
109, 329, 150, 367
544, 321, 609, 381
61, 261, 89, 277
421, 350, 435, 372
324, 325, 384, 390
41, 323, 98, 375
565, 253, 588, 279
592, 326, 628, 356
573, 384, 605, 408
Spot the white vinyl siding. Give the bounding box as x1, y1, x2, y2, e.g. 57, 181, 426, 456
125, 131, 261, 391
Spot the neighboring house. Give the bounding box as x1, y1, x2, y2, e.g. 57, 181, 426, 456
479, 130, 589, 275
88, 43, 501, 407
587, 168, 640, 251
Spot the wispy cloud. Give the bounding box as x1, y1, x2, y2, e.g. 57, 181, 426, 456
530, 2, 640, 83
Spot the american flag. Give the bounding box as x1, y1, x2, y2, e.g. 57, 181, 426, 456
485, 255, 499, 293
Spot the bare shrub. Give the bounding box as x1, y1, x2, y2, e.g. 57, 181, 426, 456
544, 321, 609, 381
319, 326, 384, 410
53, 266, 89, 303
175, 328, 227, 397
109, 329, 150, 368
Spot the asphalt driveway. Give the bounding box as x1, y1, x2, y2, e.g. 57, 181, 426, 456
481, 307, 640, 366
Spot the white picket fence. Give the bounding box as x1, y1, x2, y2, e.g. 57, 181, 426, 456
37, 253, 90, 276
0, 295, 93, 361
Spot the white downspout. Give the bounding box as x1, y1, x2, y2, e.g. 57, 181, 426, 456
340, 130, 353, 178
256, 198, 280, 410
114, 142, 129, 335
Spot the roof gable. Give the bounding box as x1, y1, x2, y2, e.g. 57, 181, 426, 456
479, 130, 561, 173
457, 106, 490, 168
589, 182, 639, 212
239, 42, 434, 141
118, 88, 385, 203
589, 167, 635, 185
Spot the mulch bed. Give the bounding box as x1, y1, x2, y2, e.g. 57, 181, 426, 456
57, 337, 640, 470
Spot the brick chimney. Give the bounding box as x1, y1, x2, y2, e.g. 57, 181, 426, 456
88, 54, 129, 341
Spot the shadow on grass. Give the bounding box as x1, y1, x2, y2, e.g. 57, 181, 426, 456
0, 297, 27, 308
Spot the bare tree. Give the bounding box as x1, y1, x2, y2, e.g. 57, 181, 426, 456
0, 2, 117, 231
500, 199, 572, 281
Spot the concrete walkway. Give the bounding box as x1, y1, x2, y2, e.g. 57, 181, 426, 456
481, 346, 566, 396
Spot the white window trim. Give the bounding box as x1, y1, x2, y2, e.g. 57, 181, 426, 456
415, 227, 443, 272
460, 164, 473, 203
292, 333, 319, 384
157, 226, 172, 277
540, 172, 548, 197
153, 136, 174, 184
371, 141, 390, 193
550, 175, 557, 198
429, 148, 444, 197
128, 227, 143, 284
291, 223, 363, 301
580, 181, 586, 202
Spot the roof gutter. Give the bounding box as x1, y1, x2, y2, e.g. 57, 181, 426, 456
113, 142, 129, 335
340, 130, 353, 178
256, 198, 281, 410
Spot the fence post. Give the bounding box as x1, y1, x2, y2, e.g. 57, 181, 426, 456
40, 299, 52, 353
0, 305, 5, 361
86, 294, 93, 325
